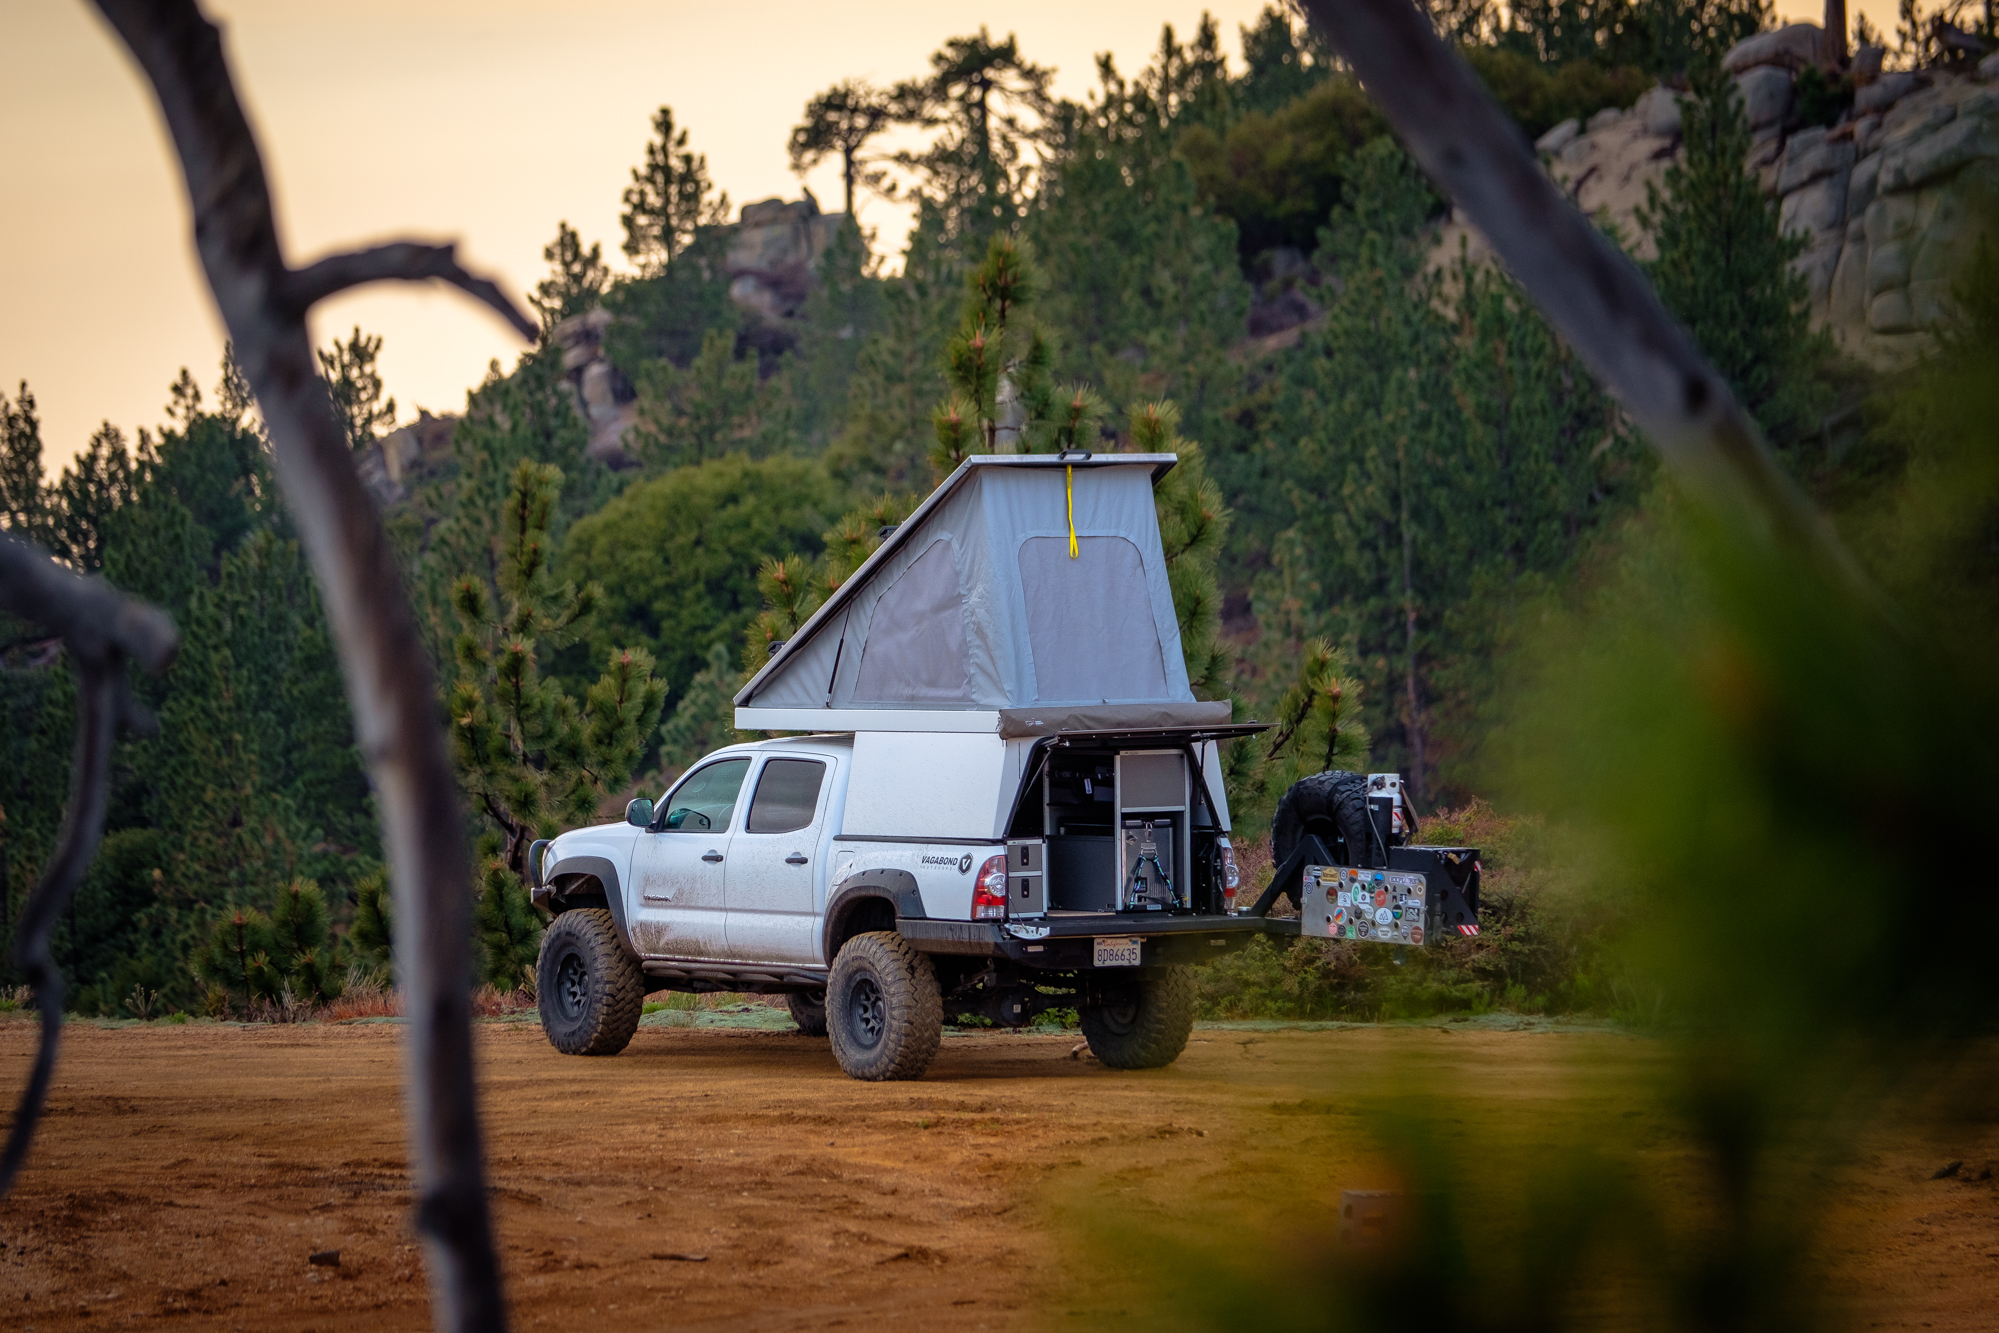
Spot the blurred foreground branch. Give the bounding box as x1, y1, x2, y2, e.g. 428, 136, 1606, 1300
0, 538, 176, 1195
1293, 0, 1867, 594
87, 2, 532, 1328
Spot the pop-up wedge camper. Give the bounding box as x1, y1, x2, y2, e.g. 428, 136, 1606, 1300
530, 454, 1482, 1080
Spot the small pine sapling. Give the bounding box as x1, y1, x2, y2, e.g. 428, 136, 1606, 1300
449, 459, 666, 886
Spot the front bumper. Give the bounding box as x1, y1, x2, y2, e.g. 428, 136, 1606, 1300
897, 912, 1291, 970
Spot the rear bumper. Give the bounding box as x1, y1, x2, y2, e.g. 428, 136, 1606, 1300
897, 913, 1286, 970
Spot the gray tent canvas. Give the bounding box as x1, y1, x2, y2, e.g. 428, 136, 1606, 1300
735, 455, 1229, 735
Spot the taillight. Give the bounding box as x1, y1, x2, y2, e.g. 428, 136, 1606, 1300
973, 854, 1008, 920
1219, 839, 1241, 914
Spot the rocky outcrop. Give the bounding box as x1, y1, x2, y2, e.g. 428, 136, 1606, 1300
725, 195, 846, 323
1760, 50, 1998, 367
358, 409, 456, 505
1440, 32, 1998, 372
553, 194, 849, 464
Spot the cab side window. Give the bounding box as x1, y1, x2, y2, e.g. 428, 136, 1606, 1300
660, 758, 751, 832
744, 759, 827, 835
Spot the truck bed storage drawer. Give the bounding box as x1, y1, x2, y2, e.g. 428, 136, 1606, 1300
1048, 835, 1117, 912
1006, 837, 1047, 917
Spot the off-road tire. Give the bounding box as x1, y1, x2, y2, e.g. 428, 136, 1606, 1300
788, 988, 829, 1037
827, 932, 942, 1081
536, 908, 644, 1056
1080, 966, 1196, 1070
1272, 770, 1374, 868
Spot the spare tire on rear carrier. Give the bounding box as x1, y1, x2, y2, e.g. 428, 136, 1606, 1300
1272, 770, 1377, 867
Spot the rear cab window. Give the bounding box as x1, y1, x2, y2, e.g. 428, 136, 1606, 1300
745, 758, 828, 834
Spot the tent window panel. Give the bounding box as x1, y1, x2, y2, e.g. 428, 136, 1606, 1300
1018, 536, 1170, 702
850, 538, 975, 704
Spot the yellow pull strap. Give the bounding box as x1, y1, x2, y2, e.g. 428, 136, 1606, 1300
1066, 464, 1078, 558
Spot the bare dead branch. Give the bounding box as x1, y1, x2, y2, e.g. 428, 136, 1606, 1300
288, 243, 536, 340
0, 538, 178, 673
1293, 0, 1867, 590
0, 536, 177, 1195
88, 2, 519, 1328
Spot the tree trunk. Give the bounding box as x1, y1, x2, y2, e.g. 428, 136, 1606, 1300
88, 4, 534, 1328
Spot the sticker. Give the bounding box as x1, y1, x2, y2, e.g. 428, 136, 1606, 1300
1410, 926, 1423, 945
1373, 889, 1388, 909
1333, 906, 1347, 926
1337, 891, 1350, 908
1391, 908, 1402, 921
1358, 922, 1371, 938
1346, 924, 1357, 939
1374, 907, 1392, 926
1373, 873, 1385, 882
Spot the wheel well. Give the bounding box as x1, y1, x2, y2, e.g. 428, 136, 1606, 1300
826, 894, 897, 958
551, 873, 608, 910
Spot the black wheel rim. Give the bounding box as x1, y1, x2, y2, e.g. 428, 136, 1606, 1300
555, 950, 589, 1021
849, 975, 886, 1049
1100, 996, 1140, 1035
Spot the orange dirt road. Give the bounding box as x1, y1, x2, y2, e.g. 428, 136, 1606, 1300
0, 1016, 1994, 1331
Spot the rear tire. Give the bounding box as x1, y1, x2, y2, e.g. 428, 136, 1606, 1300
536, 908, 644, 1056
826, 932, 941, 1081
1081, 966, 1195, 1070
788, 988, 829, 1037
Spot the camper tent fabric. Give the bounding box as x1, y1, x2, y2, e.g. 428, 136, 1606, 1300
738, 458, 1193, 713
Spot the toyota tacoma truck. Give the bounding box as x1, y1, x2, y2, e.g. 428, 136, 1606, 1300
528, 453, 1480, 1080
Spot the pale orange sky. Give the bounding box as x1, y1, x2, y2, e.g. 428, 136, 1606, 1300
2, 1, 1878, 471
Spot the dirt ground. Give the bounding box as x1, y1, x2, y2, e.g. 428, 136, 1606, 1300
0, 1012, 1994, 1332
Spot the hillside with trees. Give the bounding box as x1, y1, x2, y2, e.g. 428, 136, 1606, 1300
2, 0, 1992, 1017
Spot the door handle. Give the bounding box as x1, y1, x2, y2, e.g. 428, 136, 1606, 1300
702, 850, 724, 863
785, 853, 809, 865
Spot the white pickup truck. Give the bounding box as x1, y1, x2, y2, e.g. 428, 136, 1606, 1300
529, 723, 1261, 1080
527, 453, 1478, 1080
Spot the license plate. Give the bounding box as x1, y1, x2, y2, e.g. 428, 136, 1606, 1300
1093, 936, 1142, 968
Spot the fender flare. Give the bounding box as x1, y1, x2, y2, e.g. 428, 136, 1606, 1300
544, 853, 636, 958
822, 868, 925, 963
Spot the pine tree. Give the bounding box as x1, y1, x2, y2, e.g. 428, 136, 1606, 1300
0, 381, 50, 546
892, 30, 1055, 241
927, 236, 1060, 473
51, 423, 136, 571
789, 80, 896, 217
448, 459, 666, 884
1135, 402, 1231, 698
531, 221, 611, 331
1028, 30, 1251, 453
621, 106, 732, 275
317, 327, 396, 452
1639, 55, 1829, 444
349, 867, 393, 975
473, 841, 541, 991
628, 328, 791, 472
193, 906, 275, 1016
267, 878, 340, 1005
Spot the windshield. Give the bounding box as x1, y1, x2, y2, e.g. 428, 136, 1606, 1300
659, 758, 751, 832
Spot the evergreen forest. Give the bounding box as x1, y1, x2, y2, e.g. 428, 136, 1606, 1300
1, 0, 1989, 1022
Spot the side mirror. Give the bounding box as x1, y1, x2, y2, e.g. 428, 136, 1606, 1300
625, 797, 655, 828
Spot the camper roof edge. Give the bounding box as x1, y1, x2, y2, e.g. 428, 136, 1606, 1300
733, 452, 1180, 710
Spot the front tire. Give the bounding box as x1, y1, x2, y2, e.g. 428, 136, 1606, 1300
1081, 966, 1195, 1069
826, 932, 941, 1081
788, 988, 828, 1037
536, 908, 644, 1056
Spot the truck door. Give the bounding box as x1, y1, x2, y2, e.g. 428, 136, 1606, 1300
627, 756, 750, 960
724, 755, 832, 965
